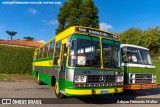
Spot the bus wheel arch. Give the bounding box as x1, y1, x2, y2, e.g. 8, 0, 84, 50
51, 76, 56, 86
37, 72, 43, 85
36, 71, 38, 77
54, 81, 65, 99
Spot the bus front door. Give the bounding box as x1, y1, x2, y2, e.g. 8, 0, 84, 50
59, 43, 67, 94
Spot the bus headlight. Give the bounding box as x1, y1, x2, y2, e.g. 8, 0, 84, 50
153, 74, 156, 79
115, 76, 123, 82
74, 75, 87, 83
153, 78, 156, 83
152, 74, 156, 83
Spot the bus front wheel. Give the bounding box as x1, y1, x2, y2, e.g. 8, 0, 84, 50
54, 82, 64, 99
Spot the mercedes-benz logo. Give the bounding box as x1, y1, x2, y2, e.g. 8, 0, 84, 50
99, 76, 106, 83
142, 76, 148, 81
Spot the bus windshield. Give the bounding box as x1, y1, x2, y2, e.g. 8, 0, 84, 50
126, 47, 153, 65
69, 34, 100, 67
69, 34, 121, 68
102, 39, 120, 68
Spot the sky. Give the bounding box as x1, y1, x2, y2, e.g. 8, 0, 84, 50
1, 0, 160, 42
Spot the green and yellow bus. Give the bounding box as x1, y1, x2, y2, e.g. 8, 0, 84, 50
121, 44, 158, 90
32, 26, 124, 98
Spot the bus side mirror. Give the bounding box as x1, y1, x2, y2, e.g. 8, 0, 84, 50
122, 47, 127, 54
122, 55, 129, 63
66, 38, 72, 48
121, 47, 128, 63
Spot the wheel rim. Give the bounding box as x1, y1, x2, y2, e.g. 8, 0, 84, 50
55, 83, 59, 94
38, 74, 40, 82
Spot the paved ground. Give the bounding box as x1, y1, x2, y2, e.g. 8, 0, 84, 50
0, 81, 160, 107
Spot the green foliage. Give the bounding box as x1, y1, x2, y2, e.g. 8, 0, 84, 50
120, 28, 142, 45
56, 0, 99, 34
120, 26, 160, 57
0, 45, 34, 74
153, 60, 160, 84
79, 0, 99, 28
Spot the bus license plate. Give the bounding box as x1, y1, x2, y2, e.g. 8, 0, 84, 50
100, 89, 108, 94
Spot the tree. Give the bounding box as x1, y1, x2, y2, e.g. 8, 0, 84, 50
56, 0, 99, 34
24, 36, 35, 41
120, 26, 160, 57
120, 28, 142, 45
6, 31, 17, 40
141, 27, 160, 55
79, 0, 99, 28
56, 1, 72, 34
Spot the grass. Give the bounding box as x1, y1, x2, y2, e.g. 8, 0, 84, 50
0, 74, 36, 82
154, 60, 160, 85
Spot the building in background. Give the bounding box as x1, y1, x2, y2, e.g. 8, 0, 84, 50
0, 40, 45, 48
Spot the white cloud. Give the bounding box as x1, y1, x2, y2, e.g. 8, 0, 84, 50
47, 19, 58, 25
42, 19, 46, 23
99, 23, 113, 31
42, 19, 58, 25
28, 8, 37, 15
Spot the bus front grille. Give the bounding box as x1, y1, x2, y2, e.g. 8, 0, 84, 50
129, 73, 154, 84
135, 74, 152, 79
135, 79, 152, 83
135, 74, 152, 83
73, 75, 123, 87
87, 75, 115, 83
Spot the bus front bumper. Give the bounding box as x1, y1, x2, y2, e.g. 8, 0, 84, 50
124, 83, 158, 90
65, 87, 123, 96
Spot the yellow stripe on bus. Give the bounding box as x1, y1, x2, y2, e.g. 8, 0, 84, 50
33, 61, 53, 66
65, 87, 123, 95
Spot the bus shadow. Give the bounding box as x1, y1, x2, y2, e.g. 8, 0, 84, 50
126, 88, 160, 96
74, 94, 136, 104
71, 88, 160, 104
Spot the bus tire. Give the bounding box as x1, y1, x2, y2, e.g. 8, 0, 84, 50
37, 73, 43, 85
54, 82, 64, 99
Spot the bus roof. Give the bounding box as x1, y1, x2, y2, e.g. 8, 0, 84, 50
121, 44, 149, 51
35, 26, 120, 51
55, 26, 119, 42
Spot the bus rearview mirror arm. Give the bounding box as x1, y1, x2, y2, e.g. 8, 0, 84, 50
122, 47, 127, 54
122, 55, 129, 63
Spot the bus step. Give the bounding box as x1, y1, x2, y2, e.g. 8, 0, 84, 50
60, 90, 66, 95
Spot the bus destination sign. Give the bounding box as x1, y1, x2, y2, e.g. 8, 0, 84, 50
76, 27, 118, 40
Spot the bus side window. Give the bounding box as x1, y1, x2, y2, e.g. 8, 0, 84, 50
48, 40, 55, 57
43, 44, 49, 58
39, 48, 43, 59
54, 42, 61, 65
35, 50, 39, 60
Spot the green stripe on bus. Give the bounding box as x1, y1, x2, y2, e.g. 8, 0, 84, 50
123, 67, 155, 73
67, 67, 122, 72
35, 66, 59, 68
102, 39, 120, 46
34, 57, 53, 62
38, 71, 52, 86
72, 34, 100, 41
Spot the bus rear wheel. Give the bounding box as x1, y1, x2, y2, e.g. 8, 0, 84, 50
54, 82, 64, 99
37, 73, 43, 85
